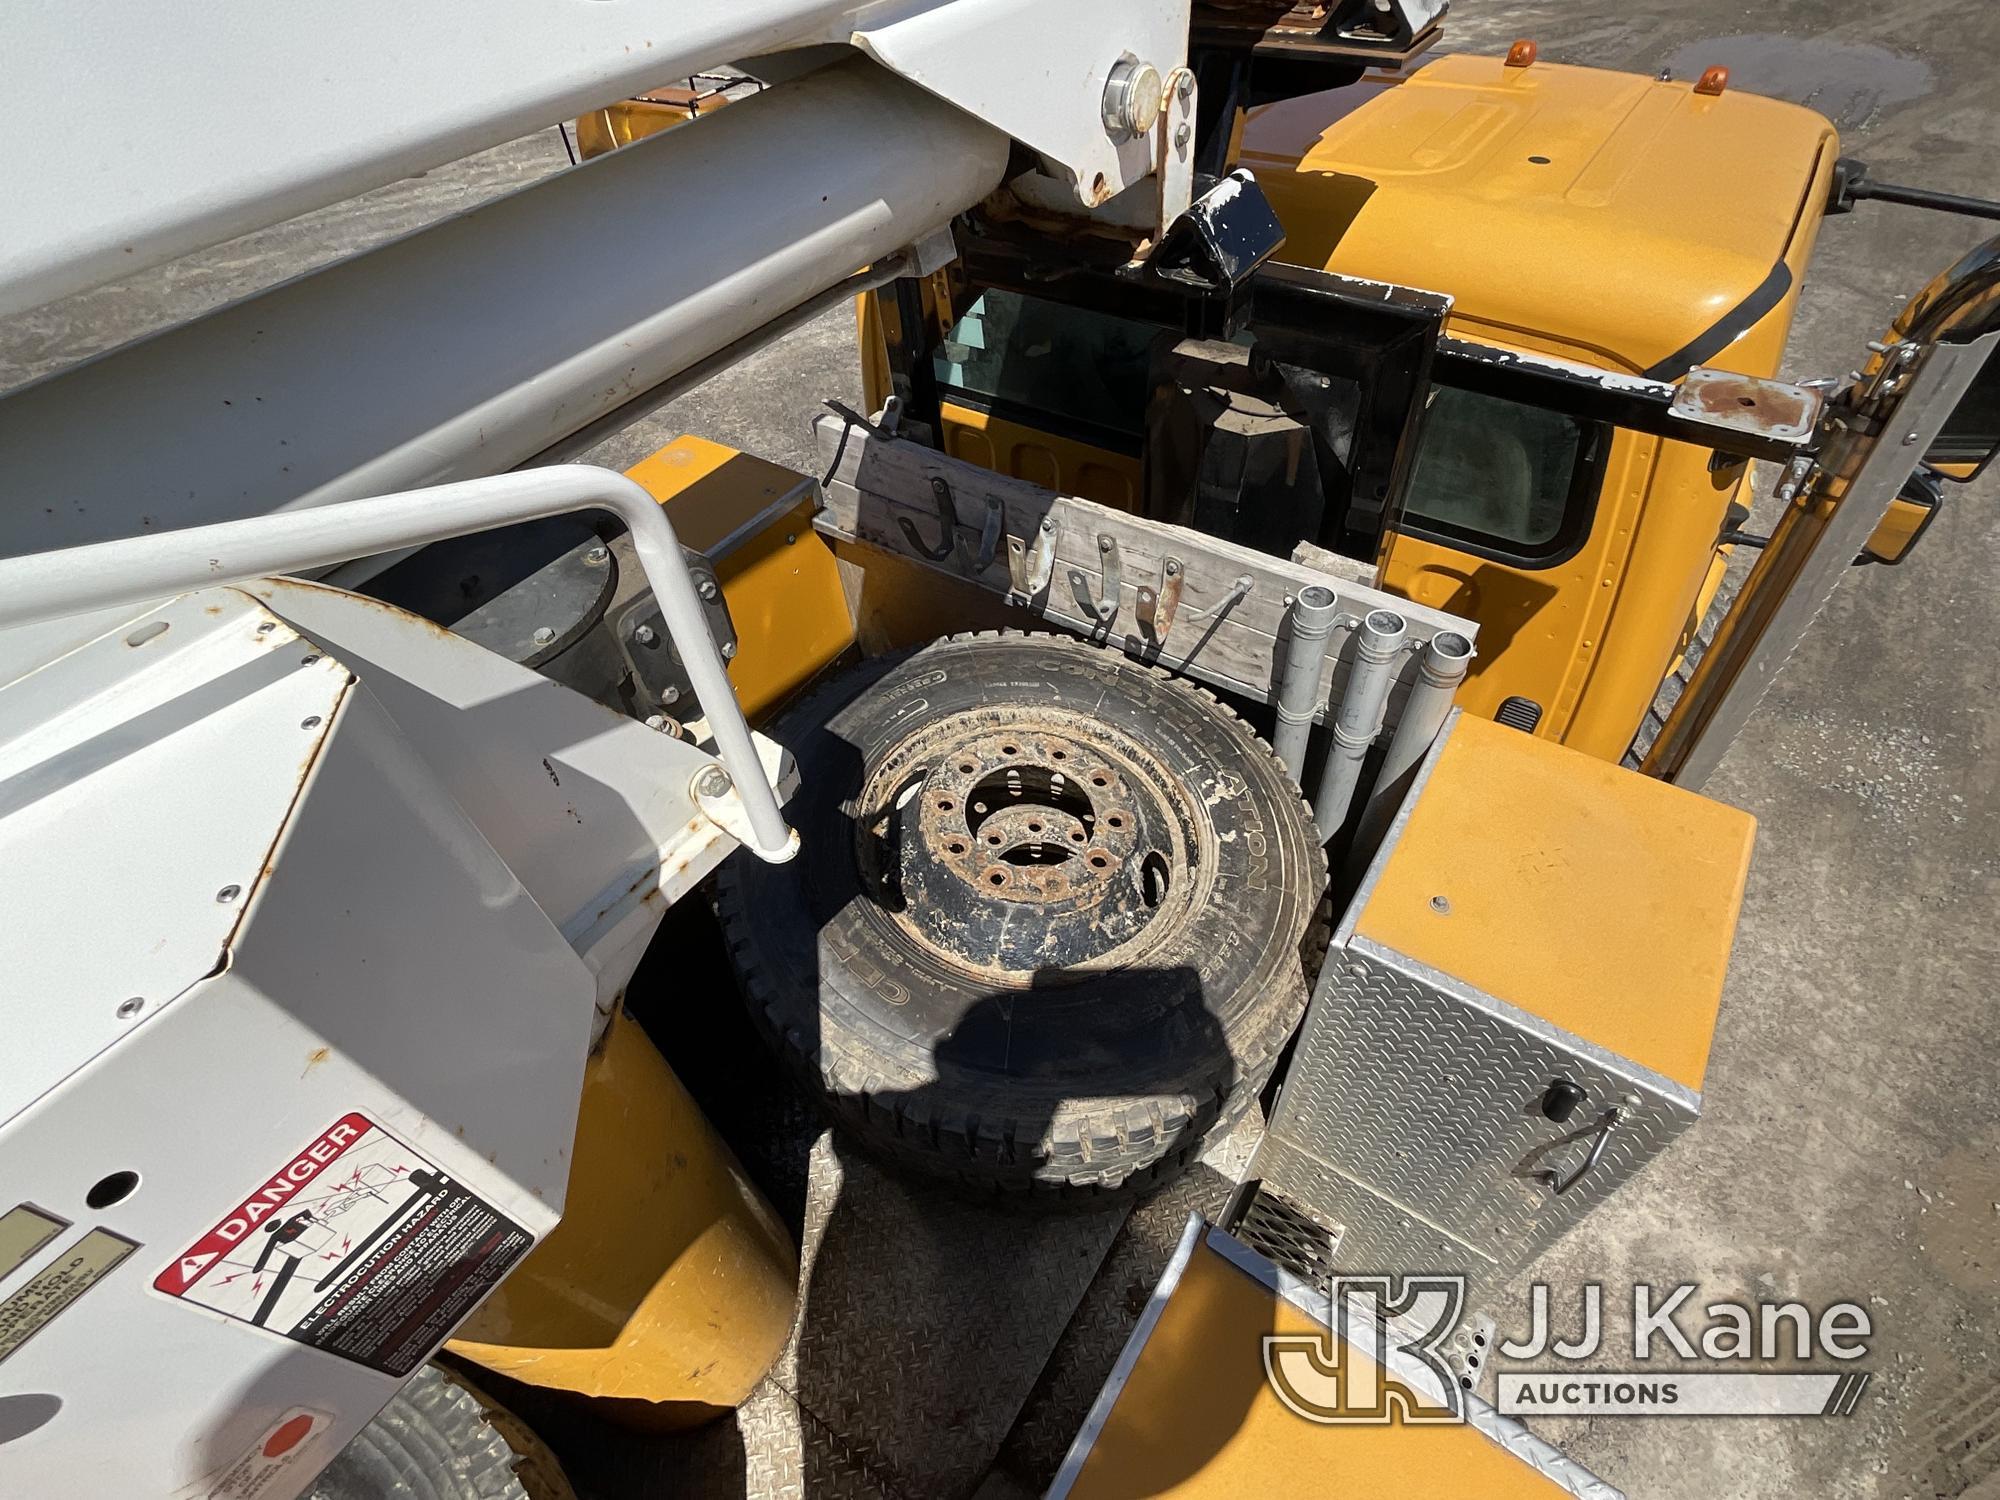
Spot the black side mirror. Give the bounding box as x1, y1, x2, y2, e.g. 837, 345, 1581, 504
1925, 346, 2000, 481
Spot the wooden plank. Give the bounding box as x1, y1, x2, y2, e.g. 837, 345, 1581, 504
811, 414, 1476, 726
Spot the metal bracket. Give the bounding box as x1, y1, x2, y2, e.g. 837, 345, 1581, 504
615, 547, 738, 712
1149, 168, 1286, 293
1154, 68, 1197, 232
1135, 555, 1185, 643
898, 474, 1001, 575
691, 764, 799, 864
898, 476, 959, 561
969, 492, 1003, 574
1069, 533, 1123, 626
1007, 514, 1058, 603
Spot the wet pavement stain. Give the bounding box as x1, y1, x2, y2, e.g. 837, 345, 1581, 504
1662, 34, 1935, 134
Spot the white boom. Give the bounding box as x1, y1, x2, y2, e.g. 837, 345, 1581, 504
0, 4, 1194, 1495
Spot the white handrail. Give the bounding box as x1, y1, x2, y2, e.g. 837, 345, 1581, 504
0, 464, 797, 861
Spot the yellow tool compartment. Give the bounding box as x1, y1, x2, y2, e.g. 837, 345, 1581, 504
1051, 1216, 1618, 1498
1238, 710, 1754, 1280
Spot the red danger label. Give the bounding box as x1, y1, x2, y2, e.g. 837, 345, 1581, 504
157, 1114, 372, 1295
156, 1112, 532, 1375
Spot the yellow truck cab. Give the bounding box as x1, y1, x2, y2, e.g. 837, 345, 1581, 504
863, 50, 1839, 759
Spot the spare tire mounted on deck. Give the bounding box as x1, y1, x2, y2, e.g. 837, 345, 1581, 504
716, 631, 1324, 1200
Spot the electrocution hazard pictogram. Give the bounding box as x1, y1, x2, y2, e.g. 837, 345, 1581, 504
154, 1112, 532, 1375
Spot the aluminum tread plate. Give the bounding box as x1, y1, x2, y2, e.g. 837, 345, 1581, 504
988, 1160, 1241, 1491
1260, 944, 1695, 1276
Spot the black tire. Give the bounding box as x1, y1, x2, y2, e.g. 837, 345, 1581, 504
305, 1365, 572, 1500
715, 631, 1324, 1202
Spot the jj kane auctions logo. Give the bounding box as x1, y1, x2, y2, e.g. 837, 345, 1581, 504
1265, 1277, 1873, 1423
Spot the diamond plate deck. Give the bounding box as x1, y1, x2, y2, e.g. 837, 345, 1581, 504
537, 1121, 1130, 1500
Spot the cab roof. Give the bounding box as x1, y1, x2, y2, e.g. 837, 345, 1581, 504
1239, 53, 1837, 375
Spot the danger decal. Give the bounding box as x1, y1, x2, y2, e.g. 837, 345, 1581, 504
155, 1112, 532, 1375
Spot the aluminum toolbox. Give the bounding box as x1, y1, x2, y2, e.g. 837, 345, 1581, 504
1241, 710, 1756, 1283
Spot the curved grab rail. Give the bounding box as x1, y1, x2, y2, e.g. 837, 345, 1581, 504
0, 464, 796, 861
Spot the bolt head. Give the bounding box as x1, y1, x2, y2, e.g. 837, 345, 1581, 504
660, 685, 680, 704
694, 766, 732, 799
1174, 122, 1192, 150
721, 641, 737, 660
632, 624, 658, 646
584, 545, 609, 566
698, 578, 720, 601
531, 625, 556, 646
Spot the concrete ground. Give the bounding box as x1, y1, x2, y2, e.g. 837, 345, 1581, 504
3, 4, 1994, 1497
